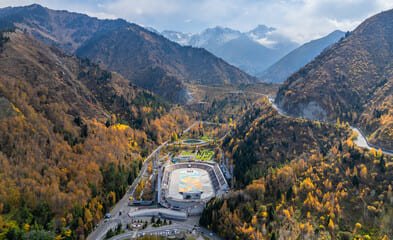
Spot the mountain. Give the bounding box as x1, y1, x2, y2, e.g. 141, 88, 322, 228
260, 30, 345, 83
276, 10, 393, 150
0, 4, 129, 53
207, 35, 278, 74
161, 25, 299, 75
188, 26, 243, 48
161, 30, 192, 45
201, 98, 393, 239
246, 24, 276, 41
0, 30, 192, 239
76, 27, 256, 101
225, 98, 351, 187
0, 4, 255, 103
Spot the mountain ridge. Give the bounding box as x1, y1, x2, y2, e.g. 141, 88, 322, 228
259, 30, 345, 83
161, 25, 299, 75
0, 4, 256, 103
276, 9, 393, 150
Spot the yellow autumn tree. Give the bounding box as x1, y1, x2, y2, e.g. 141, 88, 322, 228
84, 208, 93, 224
300, 177, 316, 192
359, 164, 368, 180
353, 222, 362, 234
283, 209, 291, 219
328, 218, 335, 233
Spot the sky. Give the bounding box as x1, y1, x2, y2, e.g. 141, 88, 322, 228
1, 0, 393, 43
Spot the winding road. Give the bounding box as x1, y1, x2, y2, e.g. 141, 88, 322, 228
194, 85, 391, 157
268, 97, 393, 156
196, 86, 392, 157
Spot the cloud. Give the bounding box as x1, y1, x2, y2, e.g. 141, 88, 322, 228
1, 0, 393, 43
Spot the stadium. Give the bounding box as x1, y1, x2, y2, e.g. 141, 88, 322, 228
159, 161, 228, 214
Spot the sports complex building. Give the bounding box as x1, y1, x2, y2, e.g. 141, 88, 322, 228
158, 161, 228, 215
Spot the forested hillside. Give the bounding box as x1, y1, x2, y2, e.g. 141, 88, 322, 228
0, 32, 191, 239
201, 98, 393, 239
223, 98, 350, 187
0, 3, 392, 240
276, 10, 393, 150
186, 83, 278, 123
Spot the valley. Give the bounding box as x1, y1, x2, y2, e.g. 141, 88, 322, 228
90, 94, 391, 240
0, 3, 392, 240
88, 121, 230, 240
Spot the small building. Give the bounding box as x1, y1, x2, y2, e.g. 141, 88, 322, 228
181, 191, 202, 200
172, 155, 195, 163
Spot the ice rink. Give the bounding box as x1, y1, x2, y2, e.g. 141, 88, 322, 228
167, 168, 214, 201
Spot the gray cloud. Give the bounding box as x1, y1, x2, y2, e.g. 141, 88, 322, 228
2, 0, 393, 43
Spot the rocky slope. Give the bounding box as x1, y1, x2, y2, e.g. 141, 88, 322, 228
0, 4, 255, 103
276, 10, 393, 150
260, 30, 345, 83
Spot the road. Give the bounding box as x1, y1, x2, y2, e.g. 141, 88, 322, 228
351, 127, 393, 156
192, 86, 392, 156
267, 97, 393, 156
182, 121, 199, 134
87, 139, 168, 240
87, 121, 217, 240
351, 127, 369, 149
182, 121, 219, 134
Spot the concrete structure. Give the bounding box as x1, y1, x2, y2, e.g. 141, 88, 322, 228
128, 208, 187, 221
168, 168, 213, 201
159, 161, 228, 214
131, 200, 153, 206
172, 155, 195, 163
182, 191, 202, 200
182, 139, 207, 146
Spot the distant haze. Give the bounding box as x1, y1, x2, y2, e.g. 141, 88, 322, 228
1, 0, 393, 43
